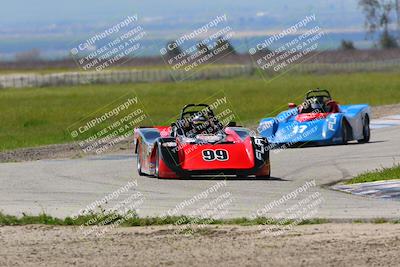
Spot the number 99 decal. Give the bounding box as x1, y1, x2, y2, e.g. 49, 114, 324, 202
202, 149, 229, 161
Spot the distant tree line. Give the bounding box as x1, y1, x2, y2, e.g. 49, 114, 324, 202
359, 0, 399, 49
340, 40, 356, 50
15, 48, 41, 62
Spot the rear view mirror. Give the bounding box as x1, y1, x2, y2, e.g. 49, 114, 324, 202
288, 103, 297, 109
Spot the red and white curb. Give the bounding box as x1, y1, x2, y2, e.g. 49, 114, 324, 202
333, 180, 400, 200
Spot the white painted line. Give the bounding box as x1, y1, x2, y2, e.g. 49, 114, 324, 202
385, 115, 400, 120
371, 114, 400, 129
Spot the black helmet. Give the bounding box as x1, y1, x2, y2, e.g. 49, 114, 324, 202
310, 97, 324, 111
192, 114, 207, 128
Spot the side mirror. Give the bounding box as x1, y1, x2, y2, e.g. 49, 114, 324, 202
288, 103, 297, 109
227, 121, 237, 127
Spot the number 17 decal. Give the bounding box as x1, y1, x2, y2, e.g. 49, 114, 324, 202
202, 149, 229, 161
292, 125, 308, 134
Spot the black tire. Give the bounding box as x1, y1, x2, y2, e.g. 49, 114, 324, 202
137, 143, 145, 176
341, 120, 349, 145
358, 116, 370, 143
255, 167, 271, 179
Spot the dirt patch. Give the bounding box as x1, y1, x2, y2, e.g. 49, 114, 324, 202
1, 224, 399, 266
371, 104, 400, 118
0, 139, 134, 163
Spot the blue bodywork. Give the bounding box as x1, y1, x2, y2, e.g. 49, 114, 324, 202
258, 104, 371, 146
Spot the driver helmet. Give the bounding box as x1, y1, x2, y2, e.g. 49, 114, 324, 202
310, 98, 324, 111
192, 114, 208, 131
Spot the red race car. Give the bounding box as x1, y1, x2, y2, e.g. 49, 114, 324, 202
134, 104, 271, 179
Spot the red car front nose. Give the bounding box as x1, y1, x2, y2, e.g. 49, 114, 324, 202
179, 143, 255, 171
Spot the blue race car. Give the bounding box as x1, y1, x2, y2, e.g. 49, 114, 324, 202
258, 89, 371, 147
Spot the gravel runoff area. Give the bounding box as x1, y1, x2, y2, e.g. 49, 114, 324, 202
1, 224, 399, 266
0, 138, 134, 163
371, 103, 400, 118
1, 104, 399, 163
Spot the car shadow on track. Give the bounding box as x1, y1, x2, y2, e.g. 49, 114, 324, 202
282, 140, 386, 149
347, 140, 386, 145
172, 176, 289, 181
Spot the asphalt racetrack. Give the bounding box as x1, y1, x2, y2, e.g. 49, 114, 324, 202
0, 125, 399, 220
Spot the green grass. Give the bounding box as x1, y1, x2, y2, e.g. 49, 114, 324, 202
1, 212, 398, 227
345, 165, 400, 184
1, 71, 400, 151
353, 218, 395, 224
372, 218, 389, 224
0, 211, 328, 227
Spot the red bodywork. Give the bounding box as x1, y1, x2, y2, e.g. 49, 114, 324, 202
295, 101, 340, 122
178, 133, 255, 171
135, 127, 270, 179
296, 113, 329, 122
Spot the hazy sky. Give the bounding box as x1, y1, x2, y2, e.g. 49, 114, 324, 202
0, 0, 358, 26
0, 0, 366, 59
